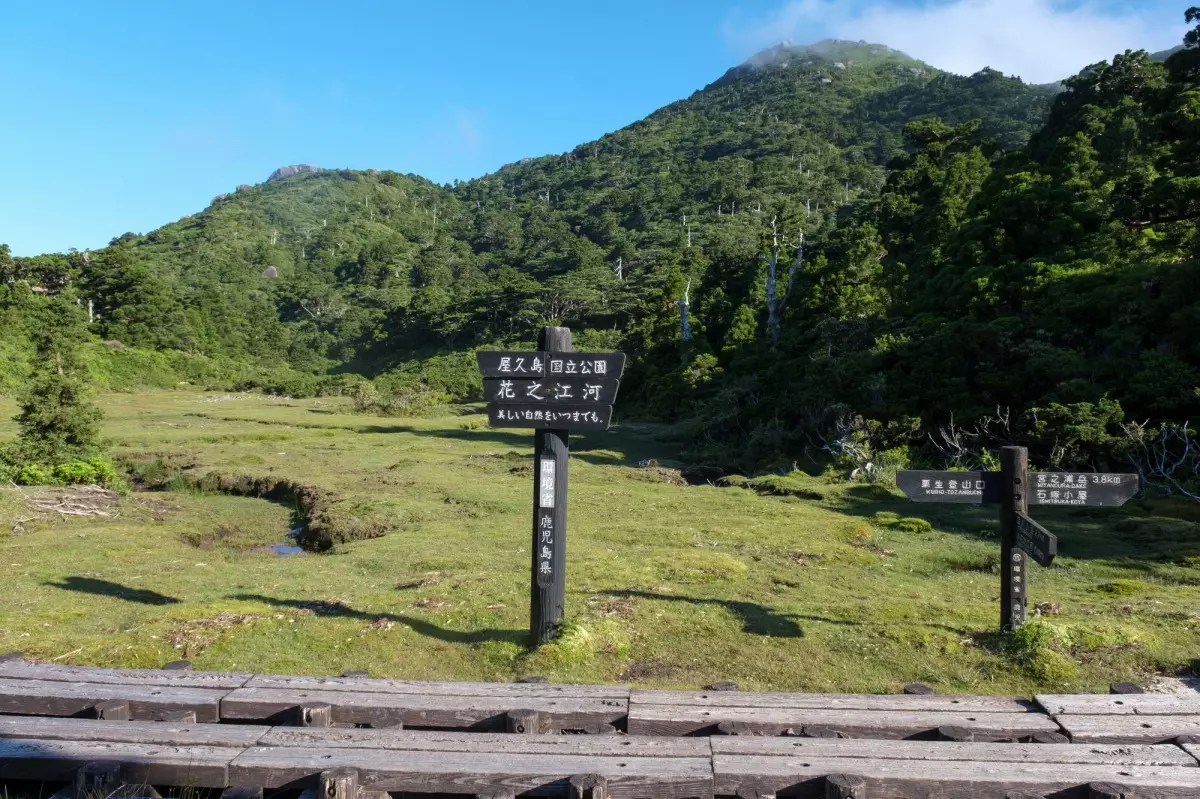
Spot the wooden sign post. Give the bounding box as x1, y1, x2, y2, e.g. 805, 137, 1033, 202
999, 446, 1028, 632
476, 327, 626, 648
898, 449, 1139, 632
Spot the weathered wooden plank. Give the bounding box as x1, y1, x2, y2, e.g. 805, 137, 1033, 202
0, 716, 268, 747
627, 705, 1060, 739
222, 687, 626, 730
1059, 715, 1200, 744
257, 727, 709, 757
0, 661, 252, 689
229, 746, 714, 798
632, 690, 1036, 713
0, 738, 235, 788
0, 678, 226, 721
243, 674, 628, 699
713, 755, 1200, 797
710, 737, 1197, 766
1038, 694, 1200, 716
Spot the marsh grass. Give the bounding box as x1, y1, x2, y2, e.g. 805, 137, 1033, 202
1, 391, 1199, 693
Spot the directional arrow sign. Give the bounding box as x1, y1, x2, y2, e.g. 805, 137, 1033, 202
483, 377, 620, 406
1015, 511, 1057, 567
896, 471, 1001, 504
1029, 472, 1140, 507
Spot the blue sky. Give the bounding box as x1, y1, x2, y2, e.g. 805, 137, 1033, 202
0, 0, 1189, 255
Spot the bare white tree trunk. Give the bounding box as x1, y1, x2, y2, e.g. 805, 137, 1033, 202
678, 279, 692, 341
765, 220, 805, 349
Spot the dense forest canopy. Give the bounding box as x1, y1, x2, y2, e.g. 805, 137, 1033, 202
3, 12, 1199, 475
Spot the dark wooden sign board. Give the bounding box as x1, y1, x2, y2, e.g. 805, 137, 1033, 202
476, 330, 625, 648
899, 450, 1139, 631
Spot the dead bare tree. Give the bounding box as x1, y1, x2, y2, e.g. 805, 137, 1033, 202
1121, 420, 1200, 503
677, 279, 692, 342
928, 407, 1014, 470
764, 215, 805, 348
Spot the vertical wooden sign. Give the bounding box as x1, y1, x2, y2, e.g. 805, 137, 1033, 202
999, 446, 1028, 631
530, 326, 571, 647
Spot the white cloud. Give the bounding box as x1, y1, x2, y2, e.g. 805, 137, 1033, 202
724, 0, 1189, 83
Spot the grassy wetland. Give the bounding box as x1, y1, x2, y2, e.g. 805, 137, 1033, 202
1, 390, 1198, 693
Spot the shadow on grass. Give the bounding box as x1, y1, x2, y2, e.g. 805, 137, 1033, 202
228, 593, 526, 646
603, 590, 804, 638
46, 577, 180, 605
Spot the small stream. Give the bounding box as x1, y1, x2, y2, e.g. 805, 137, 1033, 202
247, 527, 306, 556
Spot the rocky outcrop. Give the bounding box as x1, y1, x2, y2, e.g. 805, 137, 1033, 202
267, 164, 323, 183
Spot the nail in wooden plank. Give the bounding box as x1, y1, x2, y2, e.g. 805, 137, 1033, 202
297, 703, 332, 728
568, 773, 607, 799
75, 762, 121, 799
938, 725, 975, 742
161, 661, 193, 671
95, 701, 131, 721
220, 788, 264, 799
155, 710, 197, 724
1110, 682, 1144, 695
506, 709, 541, 734
825, 774, 867, 799
903, 683, 933, 695
1089, 783, 1136, 799
319, 767, 358, 799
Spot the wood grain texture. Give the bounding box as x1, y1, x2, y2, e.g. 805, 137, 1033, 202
1060, 715, 1200, 744
631, 690, 1035, 713
244, 674, 627, 699
221, 687, 625, 729
627, 706, 1061, 739
1038, 694, 1200, 716
256, 727, 710, 757
229, 746, 714, 799
713, 754, 1200, 797
0, 662, 252, 689
0, 716, 268, 747
710, 737, 1197, 766
0, 738, 236, 787
0, 677, 226, 721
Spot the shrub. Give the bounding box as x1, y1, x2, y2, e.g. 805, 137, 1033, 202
17, 464, 56, 486
895, 517, 933, 534
51, 461, 98, 484
1005, 619, 1079, 682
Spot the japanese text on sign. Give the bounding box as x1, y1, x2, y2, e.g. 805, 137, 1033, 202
484, 378, 620, 405
1031, 472, 1139, 506
539, 460, 556, 508
536, 508, 555, 586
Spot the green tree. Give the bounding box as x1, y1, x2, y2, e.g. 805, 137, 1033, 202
13, 296, 103, 464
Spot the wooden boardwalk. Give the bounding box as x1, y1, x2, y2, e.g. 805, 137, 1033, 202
2, 656, 1200, 797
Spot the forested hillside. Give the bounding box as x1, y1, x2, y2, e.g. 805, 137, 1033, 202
3, 12, 1199, 475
